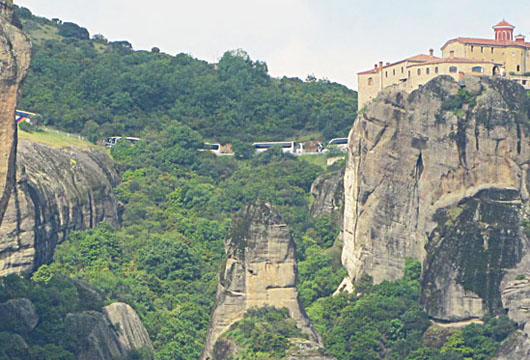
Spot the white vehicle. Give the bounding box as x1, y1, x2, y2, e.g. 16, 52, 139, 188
252, 141, 304, 155
105, 136, 141, 148
200, 143, 222, 155
322, 137, 348, 153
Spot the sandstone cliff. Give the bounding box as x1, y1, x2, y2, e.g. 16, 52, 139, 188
65, 302, 152, 360
0, 139, 120, 276
310, 165, 344, 222
342, 76, 529, 327
201, 202, 321, 360
0, 0, 31, 225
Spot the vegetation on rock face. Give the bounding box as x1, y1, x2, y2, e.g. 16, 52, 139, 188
18, 123, 338, 359
221, 307, 306, 359
15, 7, 357, 144
0, 274, 104, 359
0, 6, 524, 360
307, 259, 516, 360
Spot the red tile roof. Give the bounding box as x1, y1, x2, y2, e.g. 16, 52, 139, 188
494, 20, 514, 28
357, 54, 440, 75
442, 37, 530, 49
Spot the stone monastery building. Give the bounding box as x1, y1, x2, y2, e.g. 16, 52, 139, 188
358, 20, 530, 109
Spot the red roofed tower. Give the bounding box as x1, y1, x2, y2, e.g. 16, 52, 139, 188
493, 20, 515, 41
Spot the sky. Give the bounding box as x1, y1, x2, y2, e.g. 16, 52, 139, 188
14, 0, 530, 90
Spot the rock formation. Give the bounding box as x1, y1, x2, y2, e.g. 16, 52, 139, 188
310, 166, 344, 222
342, 75, 529, 328
201, 201, 321, 359
64, 302, 152, 360
103, 302, 153, 352
0, 0, 31, 225
0, 298, 39, 333
0, 140, 120, 276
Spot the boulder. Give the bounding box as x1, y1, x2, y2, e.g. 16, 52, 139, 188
0, 298, 38, 333
103, 302, 153, 352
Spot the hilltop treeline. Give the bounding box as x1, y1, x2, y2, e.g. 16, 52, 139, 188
16, 7, 357, 143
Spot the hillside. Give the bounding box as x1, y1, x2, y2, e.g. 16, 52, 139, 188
14, 6, 357, 144
1, 4, 527, 360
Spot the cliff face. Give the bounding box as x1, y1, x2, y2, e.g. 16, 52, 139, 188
0, 140, 120, 276
201, 202, 321, 360
0, 1, 31, 225
342, 76, 529, 325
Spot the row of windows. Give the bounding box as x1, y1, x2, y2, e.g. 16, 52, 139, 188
470, 46, 494, 54
369, 65, 485, 85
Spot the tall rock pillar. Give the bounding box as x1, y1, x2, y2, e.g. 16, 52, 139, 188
0, 0, 31, 225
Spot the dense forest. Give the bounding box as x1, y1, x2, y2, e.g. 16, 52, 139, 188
0, 5, 520, 360
15, 6, 357, 144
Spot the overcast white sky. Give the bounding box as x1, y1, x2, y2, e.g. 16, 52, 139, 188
14, 0, 530, 90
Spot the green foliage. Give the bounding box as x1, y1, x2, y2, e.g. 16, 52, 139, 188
0, 274, 105, 359
224, 307, 306, 358
441, 89, 477, 113
58, 22, 89, 40
306, 258, 516, 360
18, 13, 357, 144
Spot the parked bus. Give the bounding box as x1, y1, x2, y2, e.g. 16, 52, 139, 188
105, 136, 141, 148
252, 141, 304, 154
322, 137, 348, 153
200, 143, 222, 155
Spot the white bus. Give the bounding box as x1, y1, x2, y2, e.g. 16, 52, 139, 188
322, 137, 348, 153
105, 136, 141, 148
200, 143, 222, 155
252, 141, 304, 155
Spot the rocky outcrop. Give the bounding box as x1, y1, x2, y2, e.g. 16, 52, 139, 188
0, 298, 38, 333
65, 302, 152, 360
64, 311, 124, 360
201, 202, 321, 360
286, 339, 336, 359
342, 76, 529, 324
0, 140, 120, 276
0, 0, 31, 225
310, 166, 344, 222
103, 302, 153, 352
494, 329, 530, 359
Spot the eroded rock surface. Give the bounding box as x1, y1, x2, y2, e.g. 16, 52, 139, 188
0, 140, 120, 276
310, 166, 344, 222
65, 302, 152, 360
342, 76, 529, 325
0, 0, 31, 225
201, 202, 321, 359
103, 302, 153, 352
0, 298, 38, 333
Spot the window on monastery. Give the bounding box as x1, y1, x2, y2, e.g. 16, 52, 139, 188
435, 67, 439, 74
408, 70, 411, 77
523, 80, 527, 85
401, 67, 404, 73
517, 65, 521, 72
491, 47, 494, 53
385, 71, 388, 78
449, 66, 457, 73
472, 66, 483, 73
426, 68, 430, 75
481, 47, 484, 53
417, 69, 421, 75
471, 46, 474, 52
393, 69, 396, 76
368, 77, 373, 85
